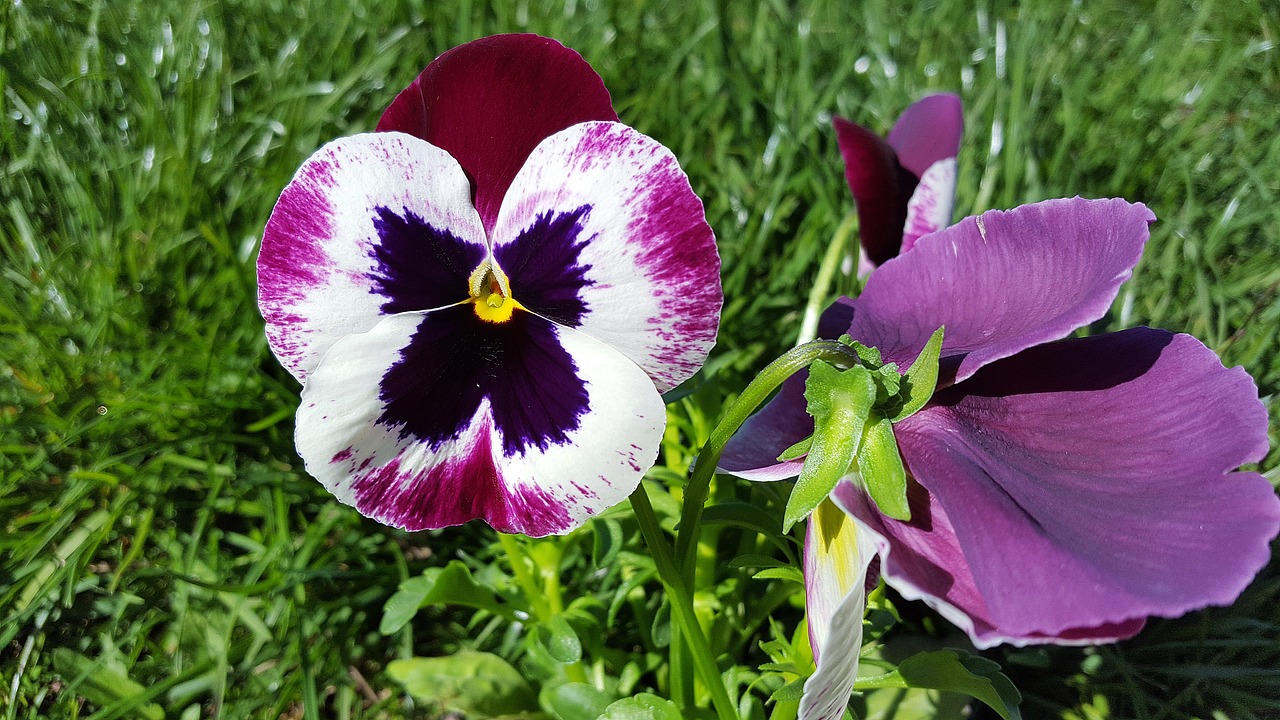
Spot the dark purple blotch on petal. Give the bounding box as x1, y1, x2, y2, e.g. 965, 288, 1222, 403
378, 305, 590, 456
369, 206, 486, 314
496, 205, 594, 327
346, 421, 574, 535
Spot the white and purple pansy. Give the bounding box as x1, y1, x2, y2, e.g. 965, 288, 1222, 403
834, 94, 963, 274
722, 198, 1280, 719
258, 35, 721, 537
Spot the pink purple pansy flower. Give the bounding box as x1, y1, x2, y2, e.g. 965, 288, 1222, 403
258, 35, 721, 537
722, 198, 1279, 719
834, 94, 963, 274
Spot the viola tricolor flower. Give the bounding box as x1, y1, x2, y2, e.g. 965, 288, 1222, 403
834, 94, 963, 274
258, 35, 721, 537
722, 198, 1279, 719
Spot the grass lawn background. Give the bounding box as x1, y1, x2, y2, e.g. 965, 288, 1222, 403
3, 0, 1278, 717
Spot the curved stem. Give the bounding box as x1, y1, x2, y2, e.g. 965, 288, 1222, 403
631, 484, 738, 720
797, 213, 857, 345
497, 533, 588, 683
674, 340, 863, 583
497, 533, 551, 620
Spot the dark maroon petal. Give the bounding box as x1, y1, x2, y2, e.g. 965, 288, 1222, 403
886, 94, 964, 179
377, 34, 617, 233
836, 198, 1156, 382
860, 328, 1279, 645
833, 116, 918, 267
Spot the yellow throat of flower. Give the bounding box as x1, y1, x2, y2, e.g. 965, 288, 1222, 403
468, 259, 522, 323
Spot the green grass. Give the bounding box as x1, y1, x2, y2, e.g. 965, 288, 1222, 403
2, 0, 1278, 717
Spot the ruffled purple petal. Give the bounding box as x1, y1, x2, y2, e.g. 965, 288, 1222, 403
835, 198, 1156, 382
841, 328, 1277, 646
377, 34, 617, 234
258, 133, 484, 381
296, 309, 665, 536
834, 482, 1147, 648
833, 116, 916, 268
492, 122, 720, 393
886, 93, 963, 180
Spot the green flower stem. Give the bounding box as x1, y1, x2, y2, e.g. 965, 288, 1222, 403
674, 340, 863, 583
630, 484, 738, 720
497, 533, 551, 620
797, 212, 858, 345
497, 533, 589, 684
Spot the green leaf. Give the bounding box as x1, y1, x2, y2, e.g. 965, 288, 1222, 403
752, 566, 805, 584
388, 650, 539, 718
541, 681, 613, 720
50, 649, 164, 720
701, 502, 796, 552
650, 600, 672, 648
857, 414, 910, 521
892, 326, 945, 422
380, 560, 520, 635
856, 649, 1022, 720
598, 693, 683, 720
784, 362, 876, 532
536, 615, 583, 664
770, 676, 806, 703
591, 517, 625, 568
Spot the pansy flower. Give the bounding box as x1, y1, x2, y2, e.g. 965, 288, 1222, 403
834, 94, 963, 274
258, 35, 721, 537
722, 198, 1279, 719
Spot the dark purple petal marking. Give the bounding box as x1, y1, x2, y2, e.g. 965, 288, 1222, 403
344, 421, 573, 535
378, 305, 589, 456
368, 206, 487, 313
296, 311, 667, 536
494, 205, 593, 327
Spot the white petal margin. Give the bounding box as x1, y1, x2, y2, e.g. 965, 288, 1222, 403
900, 157, 957, 255
492, 121, 721, 393
258, 132, 485, 382
800, 499, 886, 720
295, 310, 666, 537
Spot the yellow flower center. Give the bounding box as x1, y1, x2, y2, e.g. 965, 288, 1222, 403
468, 259, 522, 323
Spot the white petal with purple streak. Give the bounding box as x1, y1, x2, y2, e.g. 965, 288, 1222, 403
492, 121, 721, 393
258, 132, 485, 381
900, 157, 956, 254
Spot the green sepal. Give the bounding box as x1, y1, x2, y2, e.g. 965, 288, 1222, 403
891, 326, 945, 422
783, 362, 876, 533
776, 435, 812, 462
858, 414, 910, 521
